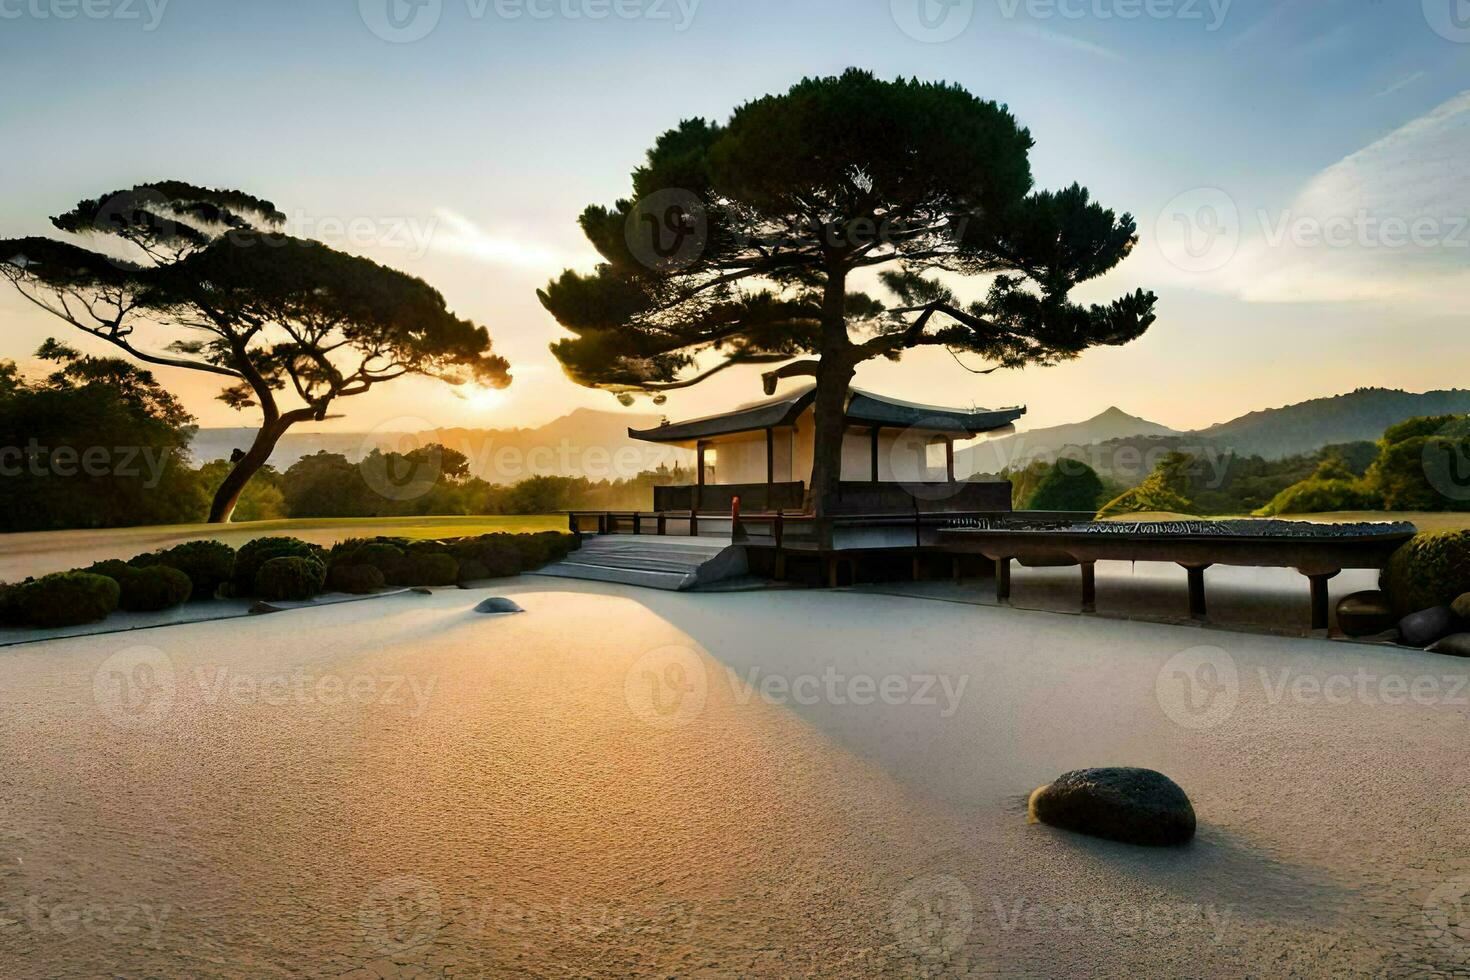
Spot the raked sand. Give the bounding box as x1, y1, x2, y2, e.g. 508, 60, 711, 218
0, 582, 1466, 977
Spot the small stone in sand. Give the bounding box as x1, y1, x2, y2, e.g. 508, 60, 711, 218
474, 597, 524, 616
1028, 767, 1196, 847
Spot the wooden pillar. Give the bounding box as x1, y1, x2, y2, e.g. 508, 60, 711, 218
695, 441, 706, 515
946, 437, 956, 484
1080, 561, 1096, 613
871, 425, 881, 483
766, 427, 775, 501
1184, 564, 1210, 621
1306, 571, 1340, 632
995, 556, 1012, 604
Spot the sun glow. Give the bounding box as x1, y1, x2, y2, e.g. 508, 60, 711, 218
459, 384, 508, 412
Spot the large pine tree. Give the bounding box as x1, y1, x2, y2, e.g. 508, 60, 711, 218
540, 69, 1156, 514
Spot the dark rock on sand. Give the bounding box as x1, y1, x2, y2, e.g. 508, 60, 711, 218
474, 597, 524, 615
1397, 607, 1460, 648
1029, 767, 1196, 847
1428, 633, 1470, 658
1453, 593, 1470, 621
1336, 591, 1396, 638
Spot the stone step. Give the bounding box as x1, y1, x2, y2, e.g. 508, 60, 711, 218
530, 535, 748, 592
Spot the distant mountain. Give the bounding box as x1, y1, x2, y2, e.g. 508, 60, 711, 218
958, 407, 1178, 477
1196, 388, 1470, 459
190, 408, 692, 483
960, 387, 1470, 483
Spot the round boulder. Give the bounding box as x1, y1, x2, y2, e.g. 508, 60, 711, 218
1397, 606, 1459, 649
1028, 767, 1196, 847
474, 597, 524, 616
1335, 591, 1396, 638
1428, 634, 1470, 659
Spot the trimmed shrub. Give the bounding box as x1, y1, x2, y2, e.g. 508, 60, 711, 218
479, 541, 523, 577
390, 552, 459, 587
234, 537, 325, 595
254, 556, 327, 602
327, 564, 386, 595
332, 541, 405, 573
87, 561, 193, 612
457, 559, 491, 584
131, 540, 235, 600
1383, 531, 1470, 617
0, 572, 120, 628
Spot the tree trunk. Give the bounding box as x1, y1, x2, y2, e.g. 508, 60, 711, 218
806, 266, 854, 517
207, 419, 291, 523
806, 361, 855, 516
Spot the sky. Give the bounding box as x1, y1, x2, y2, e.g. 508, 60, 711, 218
0, 0, 1466, 437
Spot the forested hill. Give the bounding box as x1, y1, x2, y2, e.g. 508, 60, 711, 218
1198, 388, 1470, 459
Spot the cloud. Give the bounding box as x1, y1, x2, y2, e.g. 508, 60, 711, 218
428, 208, 569, 271
1373, 71, 1426, 99
1015, 24, 1126, 63
1154, 91, 1470, 308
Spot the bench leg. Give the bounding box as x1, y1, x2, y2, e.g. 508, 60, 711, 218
995, 557, 1012, 604
1306, 571, 1340, 632
1080, 561, 1096, 613
1184, 565, 1209, 621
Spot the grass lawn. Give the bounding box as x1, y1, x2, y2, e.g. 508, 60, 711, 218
1, 515, 567, 582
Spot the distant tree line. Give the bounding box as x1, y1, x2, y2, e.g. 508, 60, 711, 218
0, 343, 685, 532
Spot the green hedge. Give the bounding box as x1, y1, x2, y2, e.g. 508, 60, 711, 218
254, 556, 327, 602
131, 540, 235, 600
328, 564, 387, 595
234, 537, 326, 596
86, 561, 193, 612
0, 572, 121, 628
1383, 531, 1470, 617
